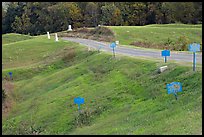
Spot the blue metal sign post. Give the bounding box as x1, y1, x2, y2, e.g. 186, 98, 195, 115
8, 72, 12, 80
193, 52, 196, 71
113, 47, 115, 58
110, 42, 116, 58
74, 97, 84, 112
166, 82, 182, 100
188, 43, 200, 71
161, 50, 170, 63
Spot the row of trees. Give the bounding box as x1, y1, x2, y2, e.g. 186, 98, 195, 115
2, 2, 202, 35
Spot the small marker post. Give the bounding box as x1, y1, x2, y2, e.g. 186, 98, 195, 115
188, 43, 200, 71
74, 97, 84, 113
110, 42, 116, 58
193, 52, 196, 71
173, 91, 178, 100
8, 72, 12, 80
78, 104, 80, 112
113, 47, 115, 58
47, 32, 50, 39
98, 45, 102, 53
164, 56, 167, 63
55, 33, 58, 42
161, 50, 170, 63
167, 82, 182, 100
68, 25, 72, 31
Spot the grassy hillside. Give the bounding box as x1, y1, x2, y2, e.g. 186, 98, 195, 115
2, 33, 34, 45
2, 35, 71, 69
58, 24, 202, 51
108, 24, 202, 51
2, 34, 202, 135
146, 24, 202, 28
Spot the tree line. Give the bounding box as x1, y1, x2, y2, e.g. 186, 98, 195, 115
2, 2, 202, 35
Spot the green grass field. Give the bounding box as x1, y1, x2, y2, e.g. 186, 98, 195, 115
59, 24, 202, 51
2, 33, 202, 135
108, 24, 202, 50
2, 33, 34, 45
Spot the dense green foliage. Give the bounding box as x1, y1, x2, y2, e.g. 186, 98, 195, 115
2, 34, 202, 135
2, 2, 202, 35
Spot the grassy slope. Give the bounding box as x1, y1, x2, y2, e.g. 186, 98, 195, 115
2, 34, 202, 135
2, 33, 34, 45
2, 35, 70, 69
108, 24, 202, 46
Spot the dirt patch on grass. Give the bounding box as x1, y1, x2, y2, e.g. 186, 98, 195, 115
2, 80, 15, 118
130, 41, 169, 50
62, 47, 76, 63
130, 36, 202, 52
58, 26, 115, 43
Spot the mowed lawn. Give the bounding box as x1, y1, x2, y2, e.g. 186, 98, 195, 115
108, 24, 202, 46
2, 33, 34, 45
2, 34, 73, 69
2, 33, 202, 135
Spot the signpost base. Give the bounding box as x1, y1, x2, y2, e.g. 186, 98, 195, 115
113, 47, 115, 58
164, 56, 167, 63
174, 94, 178, 100
193, 52, 196, 71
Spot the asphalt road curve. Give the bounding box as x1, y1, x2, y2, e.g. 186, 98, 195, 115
62, 37, 202, 64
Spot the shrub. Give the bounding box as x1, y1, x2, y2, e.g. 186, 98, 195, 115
74, 105, 106, 127
74, 109, 92, 127
62, 48, 76, 63
164, 37, 174, 49
90, 27, 114, 36
76, 28, 91, 34
176, 35, 190, 51
2, 88, 6, 103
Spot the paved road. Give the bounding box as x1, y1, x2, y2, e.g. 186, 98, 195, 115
62, 37, 202, 64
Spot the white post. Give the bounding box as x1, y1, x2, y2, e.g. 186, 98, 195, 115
47, 32, 50, 39
158, 66, 168, 73
116, 41, 119, 45
55, 33, 58, 42
68, 25, 72, 31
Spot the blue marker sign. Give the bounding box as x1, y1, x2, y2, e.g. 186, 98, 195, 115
110, 42, 116, 48
188, 43, 200, 71
74, 97, 84, 112
161, 50, 170, 63
189, 43, 200, 52
166, 82, 182, 100
161, 50, 170, 56
110, 42, 116, 58
8, 72, 12, 80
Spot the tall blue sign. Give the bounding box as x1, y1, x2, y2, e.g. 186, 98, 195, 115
188, 43, 200, 71
8, 72, 13, 80
189, 43, 200, 52
110, 42, 116, 58
161, 50, 170, 63
74, 97, 84, 112
166, 82, 182, 100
